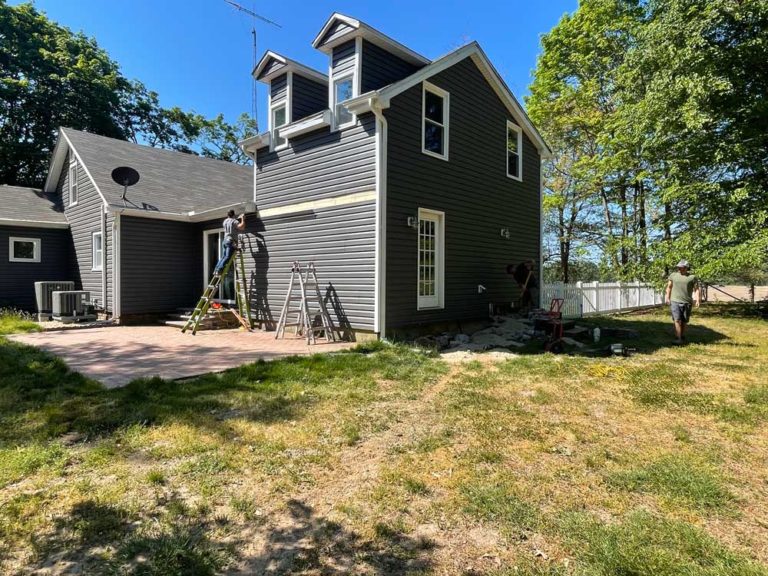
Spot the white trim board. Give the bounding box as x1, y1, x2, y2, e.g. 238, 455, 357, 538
0, 218, 68, 229
254, 50, 328, 84
257, 191, 375, 218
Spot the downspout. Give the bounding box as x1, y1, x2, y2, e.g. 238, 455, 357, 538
371, 101, 388, 338
102, 206, 107, 313
113, 213, 121, 321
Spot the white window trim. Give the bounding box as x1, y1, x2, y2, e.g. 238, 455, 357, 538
329, 37, 361, 132
506, 120, 523, 181
92, 231, 103, 271
9, 236, 41, 263
416, 208, 445, 310
268, 71, 291, 152
331, 71, 356, 131
68, 161, 79, 206
421, 81, 450, 161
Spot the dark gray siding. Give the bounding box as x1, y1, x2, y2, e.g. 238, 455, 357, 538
255, 114, 376, 209
385, 57, 541, 330
361, 40, 420, 92
270, 74, 288, 101
332, 40, 356, 76
318, 20, 355, 46
120, 216, 201, 315
258, 57, 286, 80
58, 151, 111, 311
0, 225, 73, 311
292, 74, 327, 120
199, 200, 376, 332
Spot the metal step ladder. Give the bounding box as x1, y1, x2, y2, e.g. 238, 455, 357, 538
181, 241, 252, 335
275, 262, 336, 344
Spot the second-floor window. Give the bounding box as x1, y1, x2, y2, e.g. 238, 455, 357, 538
271, 103, 287, 149
507, 121, 522, 181
69, 161, 78, 206
422, 82, 449, 161
334, 75, 354, 127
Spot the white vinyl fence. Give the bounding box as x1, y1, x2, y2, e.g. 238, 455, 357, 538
541, 281, 664, 318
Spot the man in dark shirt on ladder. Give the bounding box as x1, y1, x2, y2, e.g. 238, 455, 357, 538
214, 210, 246, 276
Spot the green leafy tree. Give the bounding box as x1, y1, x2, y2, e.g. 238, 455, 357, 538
0, 1, 254, 187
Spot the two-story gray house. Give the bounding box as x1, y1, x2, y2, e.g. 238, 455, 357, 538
238, 13, 550, 336
0, 12, 550, 339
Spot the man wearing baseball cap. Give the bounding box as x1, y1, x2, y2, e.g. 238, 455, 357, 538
665, 259, 701, 344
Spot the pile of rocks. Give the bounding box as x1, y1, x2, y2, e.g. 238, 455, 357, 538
414, 316, 536, 354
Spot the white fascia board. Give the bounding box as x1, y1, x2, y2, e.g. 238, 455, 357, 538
107, 200, 257, 223
312, 13, 360, 48
0, 218, 69, 229
255, 52, 329, 85
59, 129, 111, 207
253, 50, 287, 79
278, 109, 332, 140
188, 201, 257, 221
343, 91, 379, 114
376, 42, 552, 158
43, 132, 68, 193
238, 132, 271, 153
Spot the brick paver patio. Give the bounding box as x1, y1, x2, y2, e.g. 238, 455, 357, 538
10, 326, 354, 388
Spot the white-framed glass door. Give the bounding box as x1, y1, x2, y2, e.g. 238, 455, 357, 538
417, 208, 445, 309
203, 229, 236, 304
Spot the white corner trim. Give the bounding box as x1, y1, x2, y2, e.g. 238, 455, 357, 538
257, 191, 375, 219
506, 120, 523, 182
113, 214, 121, 319
312, 12, 361, 48
372, 104, 388, 336
421, 81, 450, 162
8, 236, 41, 263
60, 130, 110, 208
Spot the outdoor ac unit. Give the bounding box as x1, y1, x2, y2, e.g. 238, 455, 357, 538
51, 291, 96, 323
35, 281, 75, 320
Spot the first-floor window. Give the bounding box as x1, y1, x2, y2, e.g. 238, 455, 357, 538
92, 231, 103, 271
417, 209, 445, 309
9, 237, 41, 263
333, 75, 354, 127
507, 121, 522, 180
271, 103, 287, 149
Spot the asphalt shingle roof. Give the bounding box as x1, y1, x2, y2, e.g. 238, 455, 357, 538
0, 185, 67, 224
63, 128, 252, 214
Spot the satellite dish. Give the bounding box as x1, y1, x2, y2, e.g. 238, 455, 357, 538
111, 166, 140, 205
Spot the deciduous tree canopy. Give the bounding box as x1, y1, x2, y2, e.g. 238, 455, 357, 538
528, 0, 768, 283
0, 1, 255, 188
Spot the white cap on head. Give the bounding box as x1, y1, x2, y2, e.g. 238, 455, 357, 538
676, 259, 690, 268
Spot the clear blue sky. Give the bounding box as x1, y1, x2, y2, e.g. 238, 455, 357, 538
14, 0, 576, 130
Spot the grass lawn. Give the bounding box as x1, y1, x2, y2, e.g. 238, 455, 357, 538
1, 304, 767, 575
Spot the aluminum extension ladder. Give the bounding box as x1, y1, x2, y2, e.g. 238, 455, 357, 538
275, 262, 336, 344
181, 240, 252, 335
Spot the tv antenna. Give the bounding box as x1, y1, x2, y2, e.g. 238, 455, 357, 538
223, 0, 282, 131
111, 166, 140, 206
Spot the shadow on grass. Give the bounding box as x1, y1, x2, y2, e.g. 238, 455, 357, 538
26, 497, 434, 575
0, 336, 435, 448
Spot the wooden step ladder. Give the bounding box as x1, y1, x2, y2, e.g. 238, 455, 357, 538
275, 262, 336, 344
181, 241, 252, 335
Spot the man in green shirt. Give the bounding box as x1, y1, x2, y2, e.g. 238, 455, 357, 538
665, 259, 701, 344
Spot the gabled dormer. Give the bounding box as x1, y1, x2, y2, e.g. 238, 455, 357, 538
254, 51, 329, 151
312, 13, 429, 130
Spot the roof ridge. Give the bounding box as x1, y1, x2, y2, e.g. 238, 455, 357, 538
60, 128, 253, 171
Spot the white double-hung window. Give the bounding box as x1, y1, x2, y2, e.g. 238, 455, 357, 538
507, 121, 522, 181
333, 74, 354, 128
422, 82, 449, 160
417, 208, 445, 310
9, 237, 41, 263
92, 231, 103, 271
270, 103, 288, 150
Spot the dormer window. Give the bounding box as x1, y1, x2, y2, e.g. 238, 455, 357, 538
271, 102, 288, 149
333, 74, 354, 127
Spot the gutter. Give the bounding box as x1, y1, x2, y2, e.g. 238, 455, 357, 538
106, 201, 257, 223
0, 218, 69, 229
